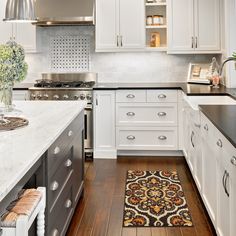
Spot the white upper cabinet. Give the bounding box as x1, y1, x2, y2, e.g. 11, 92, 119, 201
167, 0, 194, 51
194, 0, 220, 51
0, 0, 36, 52
96, 0, 145, 52
167, 0, 221, 53
0, 0, 15, 44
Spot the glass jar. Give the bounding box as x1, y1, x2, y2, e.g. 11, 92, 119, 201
0, 83, 14, 113
153, 15, 164, 25
146, 16, 153, 25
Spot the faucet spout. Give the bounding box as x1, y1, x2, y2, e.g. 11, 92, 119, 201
219, 57, 236, 76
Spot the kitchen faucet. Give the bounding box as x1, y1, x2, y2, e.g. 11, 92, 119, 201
219, 57, 236, 76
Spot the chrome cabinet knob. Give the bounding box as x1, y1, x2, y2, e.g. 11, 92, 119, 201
54, 146, 60, 155
126, 112, 135, 116
231, 156, 236, 166
68, 130, 73, 137
158, 94, 167, 99
65, 199, 72, 209
65, 159, 72, 168
217, 139, 223, 148
31, 94, 36, 99
204, 124, 208, 131
158, 135, 167, 140
37, 94, 42, 99
158, 112, 167, 117
194, 123, 201, 128
43, 94, 49, 99
53, 95, 59, 100
126, 94, 135, 98
51, 229, 59, 236
127, 135, 135, 140
50, 181, 59, 191
86, 94, 92, 100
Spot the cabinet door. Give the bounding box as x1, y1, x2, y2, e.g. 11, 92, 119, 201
182, 102, 190, 159
119, 0, 145, 49
194, 128, 202, 191
167, 0, 194, 51
216, 162, 230, 236
194, 0, 220, 51
201, 137, 217, 224
0, 0, 15, 44
15, 23, 36, 52
95, 0, 119, 51
93, 90, 116, 158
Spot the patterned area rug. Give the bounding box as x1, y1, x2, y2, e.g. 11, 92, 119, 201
123, 170, 193, 227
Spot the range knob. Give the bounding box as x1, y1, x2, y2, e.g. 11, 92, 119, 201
80, 94, 85, 100
43, 94, 49, 99
86, 94, 92, 100
37, 94, 42, 100
63, 94, 69, 100
74, 95, 79, 100
31, 94, 36, 100
53, 95, 59, 100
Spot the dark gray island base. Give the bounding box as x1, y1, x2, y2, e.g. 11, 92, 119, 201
0, 112, 84, 236
200, 105, 236, 148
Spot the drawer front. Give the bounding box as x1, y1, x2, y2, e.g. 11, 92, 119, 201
116, 127, 178, 150
48, 150, 73, 211
47, 114, 82, 173
147, 90, 178, 103
116, 103, 177, 126
48, 175, 74, 236
116, 90, 146, 103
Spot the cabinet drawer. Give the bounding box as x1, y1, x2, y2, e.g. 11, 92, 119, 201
116, 103, 177, 126
48, 149, 73, 211
147, 90, 178, 103
116, 127, 178, 150
48, 175, 74, 236
116, 90, 146, 103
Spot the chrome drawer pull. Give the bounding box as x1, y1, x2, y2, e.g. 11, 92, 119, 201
126, 112, 135, 116
126, 94, 135, 99
65, 199, 72, 209
158, 135, 167, 140
217, 139, 223, 148
68, 130, 73, 137
204, 124, 208, 131
231, 156, 236, 166
158, 112, 166, 117
53, 146, 60, 155
51, 229, 59, 236
65, 159, 72, 167
127, 135, 135, 140
158, 94, 166, 99
50, 181, 59, 191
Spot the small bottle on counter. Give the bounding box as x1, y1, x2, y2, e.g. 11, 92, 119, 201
212, 70, 220, 88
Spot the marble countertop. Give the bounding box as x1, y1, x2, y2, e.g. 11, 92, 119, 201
0, 101, 86, 202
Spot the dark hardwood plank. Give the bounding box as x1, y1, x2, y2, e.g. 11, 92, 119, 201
66, 156, 216, 236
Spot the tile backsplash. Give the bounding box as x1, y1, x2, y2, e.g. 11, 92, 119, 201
24, 26, 217, 83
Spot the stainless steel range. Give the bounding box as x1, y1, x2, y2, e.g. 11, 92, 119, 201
29, 73, 97, 160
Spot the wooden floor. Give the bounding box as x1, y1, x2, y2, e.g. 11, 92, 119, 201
66, 156, 216, 236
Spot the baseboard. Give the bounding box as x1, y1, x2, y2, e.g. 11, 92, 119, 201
117, 150, 184, 157
94, 150, 117, 159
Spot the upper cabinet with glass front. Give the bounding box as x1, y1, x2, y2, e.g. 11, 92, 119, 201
167, 0, 221, 54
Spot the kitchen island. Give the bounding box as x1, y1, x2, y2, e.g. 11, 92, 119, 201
0, 101, 86, 235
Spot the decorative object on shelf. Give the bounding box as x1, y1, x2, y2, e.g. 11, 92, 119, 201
0, 116, 29, 130
153, 15, 164, 25
150, 32, 161, 47
146, 15, 153, 25
0, 41, 28, 122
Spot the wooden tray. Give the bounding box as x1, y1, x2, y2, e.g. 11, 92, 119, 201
0, 117, 29, 131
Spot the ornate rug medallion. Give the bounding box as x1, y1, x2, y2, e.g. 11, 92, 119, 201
123, 170, 193, 227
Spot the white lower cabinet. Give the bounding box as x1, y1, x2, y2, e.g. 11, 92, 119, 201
93, 90, 117, 158
116, 89, 179, 151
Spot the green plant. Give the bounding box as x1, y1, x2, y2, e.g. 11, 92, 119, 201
0, 41, 28, 88
232, 52, 236, 59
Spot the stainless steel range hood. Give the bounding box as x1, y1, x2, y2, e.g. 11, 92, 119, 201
35, 0, 95, 26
